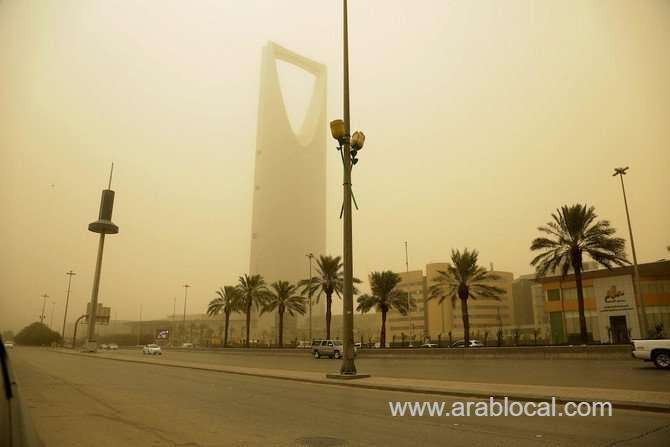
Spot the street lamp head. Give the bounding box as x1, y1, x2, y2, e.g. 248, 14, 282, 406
613, 166, 629, 177
330, 119, 347, 145
351, 131, 365, 151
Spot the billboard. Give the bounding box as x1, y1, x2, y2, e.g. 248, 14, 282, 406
155, 328, 170, 340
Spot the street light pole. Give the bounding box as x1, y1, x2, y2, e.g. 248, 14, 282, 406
172, 296, 177, 347
183, 284, 190, 343
613, 167, 648, 337
327, 0, 368, 378
40, 294, 49, 324
340, 0, 355, 375
306, 253, 314, 341
61, 270, 76, 341
50, 301, 56, 328
405, 241, 412, 347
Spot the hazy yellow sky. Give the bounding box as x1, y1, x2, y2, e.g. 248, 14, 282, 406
1, 0, 669, 332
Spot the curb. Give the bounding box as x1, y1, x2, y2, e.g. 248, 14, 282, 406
51, 349, 670, 414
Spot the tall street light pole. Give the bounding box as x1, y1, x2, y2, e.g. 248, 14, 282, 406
405, 241, 412, 347
327, 0, 368, 378
40, 294, 49, 324
183, 284, 190, 342
613, 167, 648, 337
49, 301, 56, 328
172, 296, 177, 347
306, 253, 314, 341
61, 270, 76, 341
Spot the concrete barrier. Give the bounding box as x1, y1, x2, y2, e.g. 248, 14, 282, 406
145, 344, 632, 360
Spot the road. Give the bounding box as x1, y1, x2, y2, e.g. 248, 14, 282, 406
111, 347, 669, 392
9, 348, 670, 447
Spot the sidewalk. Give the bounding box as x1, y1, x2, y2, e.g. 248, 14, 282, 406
53, 348, 670, 413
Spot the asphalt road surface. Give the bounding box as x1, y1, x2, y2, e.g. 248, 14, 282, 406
9, 348, 670, 447
112, 347, 670, 392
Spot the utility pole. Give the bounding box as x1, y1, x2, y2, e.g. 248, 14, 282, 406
40, 294, 49, 324
61, 270, 76, 341
405, 241, 412, 347
613, 167, 648, 337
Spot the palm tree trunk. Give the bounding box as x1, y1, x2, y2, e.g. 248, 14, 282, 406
245, 301, 252, 348
573, 261, 588, 344
223, 310, 230, 347
380, 309, 387, 348
325, 294, 333, 339
278, 310, 284, 348
461, 298, 470, 347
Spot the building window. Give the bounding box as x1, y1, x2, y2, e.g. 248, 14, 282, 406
547, 289, 561, 302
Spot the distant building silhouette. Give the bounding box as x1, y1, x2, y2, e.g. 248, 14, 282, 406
249, 42, 327, 342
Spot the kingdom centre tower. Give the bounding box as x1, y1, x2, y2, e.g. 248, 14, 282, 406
249, 42, 327, 341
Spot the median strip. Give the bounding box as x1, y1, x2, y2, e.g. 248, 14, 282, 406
52, 348, 670, 413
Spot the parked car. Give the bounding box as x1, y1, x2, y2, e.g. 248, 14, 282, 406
142, 344, 162, 355
3, 341, 14, 349
108, 343, 118, 350
420, 342, 438, 348
632, 339, 670, 369
311, 340, 357, 359
354, 342, 362, 349
181, 342, 194, 349
451, 339, 484, 348
100, 344, 109, 350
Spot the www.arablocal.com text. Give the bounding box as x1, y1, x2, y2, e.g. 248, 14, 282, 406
388, 397, 613, 417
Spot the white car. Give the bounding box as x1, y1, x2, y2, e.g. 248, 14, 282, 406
451, 339, 484, 348
143, 344, 162, 355
100, 344, 109, 350
632, 339, 670, 369
108, 343, 118, 350
420, 342, 438, 348
181, 342, 194, 349
3, 341, 14, 349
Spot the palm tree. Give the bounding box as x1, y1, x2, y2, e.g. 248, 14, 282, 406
531, 204, 628, 344
298, 255, 361, 339
428, 249, 506, 347
206, 286, 242, 347
237, 274, 269, 348
262, 281, 306, 347
356, 271, 412, 348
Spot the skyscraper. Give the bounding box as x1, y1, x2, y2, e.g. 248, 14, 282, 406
249, 42, 327, 342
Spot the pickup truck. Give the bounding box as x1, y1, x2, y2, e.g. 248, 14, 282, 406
631, 339, 670, 369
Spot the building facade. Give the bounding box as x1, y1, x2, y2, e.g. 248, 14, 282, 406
535, 260, 670, 343
386, 270, 428, 344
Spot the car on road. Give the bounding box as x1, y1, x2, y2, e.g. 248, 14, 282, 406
632, 339, 670, 369
142, 344, 162, 355
3, 341, 14, 349
451, 339, 484, 348
100, 343, 109, 350
181, 342, 194, 349
420, 342, 438, 348
312, 339, 357, 359
108, 343, 118, 350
